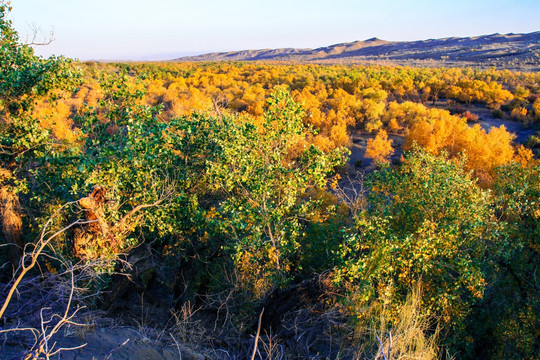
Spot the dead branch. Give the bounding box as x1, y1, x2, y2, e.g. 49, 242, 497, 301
19, 268, 88, 359
333, 171, 367, 219
103, 338, 130, 360
75, 183, 174, 259
0, 248, 91, 359
114, 197, 166, 232
24, 22, 55, 46
250, 308, 264, 360
0, 200, 93, 320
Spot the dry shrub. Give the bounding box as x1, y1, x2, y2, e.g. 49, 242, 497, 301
333, 171, 367, 220
0, 187, 22, 245
170, 301, 207, 346
0, 168, 23, 268
462, 111, 479, 123
353, 284, 442, 360
73, 185, 167, 261
0, 201, 114, 359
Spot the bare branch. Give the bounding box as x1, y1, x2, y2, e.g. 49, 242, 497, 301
115, 198, 166, 229
333, 171, 367, 219
24, 21, 55, 46
104, 338, 130, 360
250, 307, 264, 360
0, 200, 92, 319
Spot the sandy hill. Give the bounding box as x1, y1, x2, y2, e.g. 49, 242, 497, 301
174, 32, 540, 71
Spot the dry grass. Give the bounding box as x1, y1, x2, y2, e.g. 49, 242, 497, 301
0, 168, 23, 268
353, 284, 442, 360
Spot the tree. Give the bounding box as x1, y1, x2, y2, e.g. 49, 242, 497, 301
0, 2, 79, 267
41, 72, 208, 260
365, 129, 393, 165
404, 108, 519, 186
476, 163, 540, 358
335, 147, 501, 353
207, 88, 345, 296
533, 98, 540, 120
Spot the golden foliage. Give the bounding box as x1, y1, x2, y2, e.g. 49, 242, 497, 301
404, 106, 522, 185
365, 130, 393, 165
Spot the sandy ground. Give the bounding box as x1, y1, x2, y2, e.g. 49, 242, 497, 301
464, 104, 536, 143
1, 326, 205, 360
430, 101, 536, 143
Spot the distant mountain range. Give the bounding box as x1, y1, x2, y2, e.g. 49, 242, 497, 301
174, 32, 540, 71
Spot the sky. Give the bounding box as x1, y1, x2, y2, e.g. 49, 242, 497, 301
8, 0, 540, 61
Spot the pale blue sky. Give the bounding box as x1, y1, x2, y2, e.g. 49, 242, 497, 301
8, 0, 540, 60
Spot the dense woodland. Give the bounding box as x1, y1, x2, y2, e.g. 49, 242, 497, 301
1, 3, 539, 359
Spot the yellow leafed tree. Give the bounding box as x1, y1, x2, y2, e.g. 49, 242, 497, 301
365, 129, 394, 164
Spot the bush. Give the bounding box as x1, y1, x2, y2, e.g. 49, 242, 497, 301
335, 147, 500, 354
526, 134, 540, 148
491, 108, 504, 119
463, 110, 479, 122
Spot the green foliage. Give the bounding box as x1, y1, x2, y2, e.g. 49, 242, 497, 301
368, 147, 496, 239
207, 88, 346, 294
37, 73, 218, 256
1, 7, 539, 355
1, 1, 80, 172
0, 2, 80, 248
335, 147, 504, 353
468, 163, 540, 358
0, 3, 76, 115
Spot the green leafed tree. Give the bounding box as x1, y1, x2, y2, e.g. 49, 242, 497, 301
0, 1, 80, 267
207, 88, 345, 296
335, 147, 504, 354
469, 163, 540, 359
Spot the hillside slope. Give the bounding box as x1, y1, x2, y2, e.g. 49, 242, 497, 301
175, 32, 540, 71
